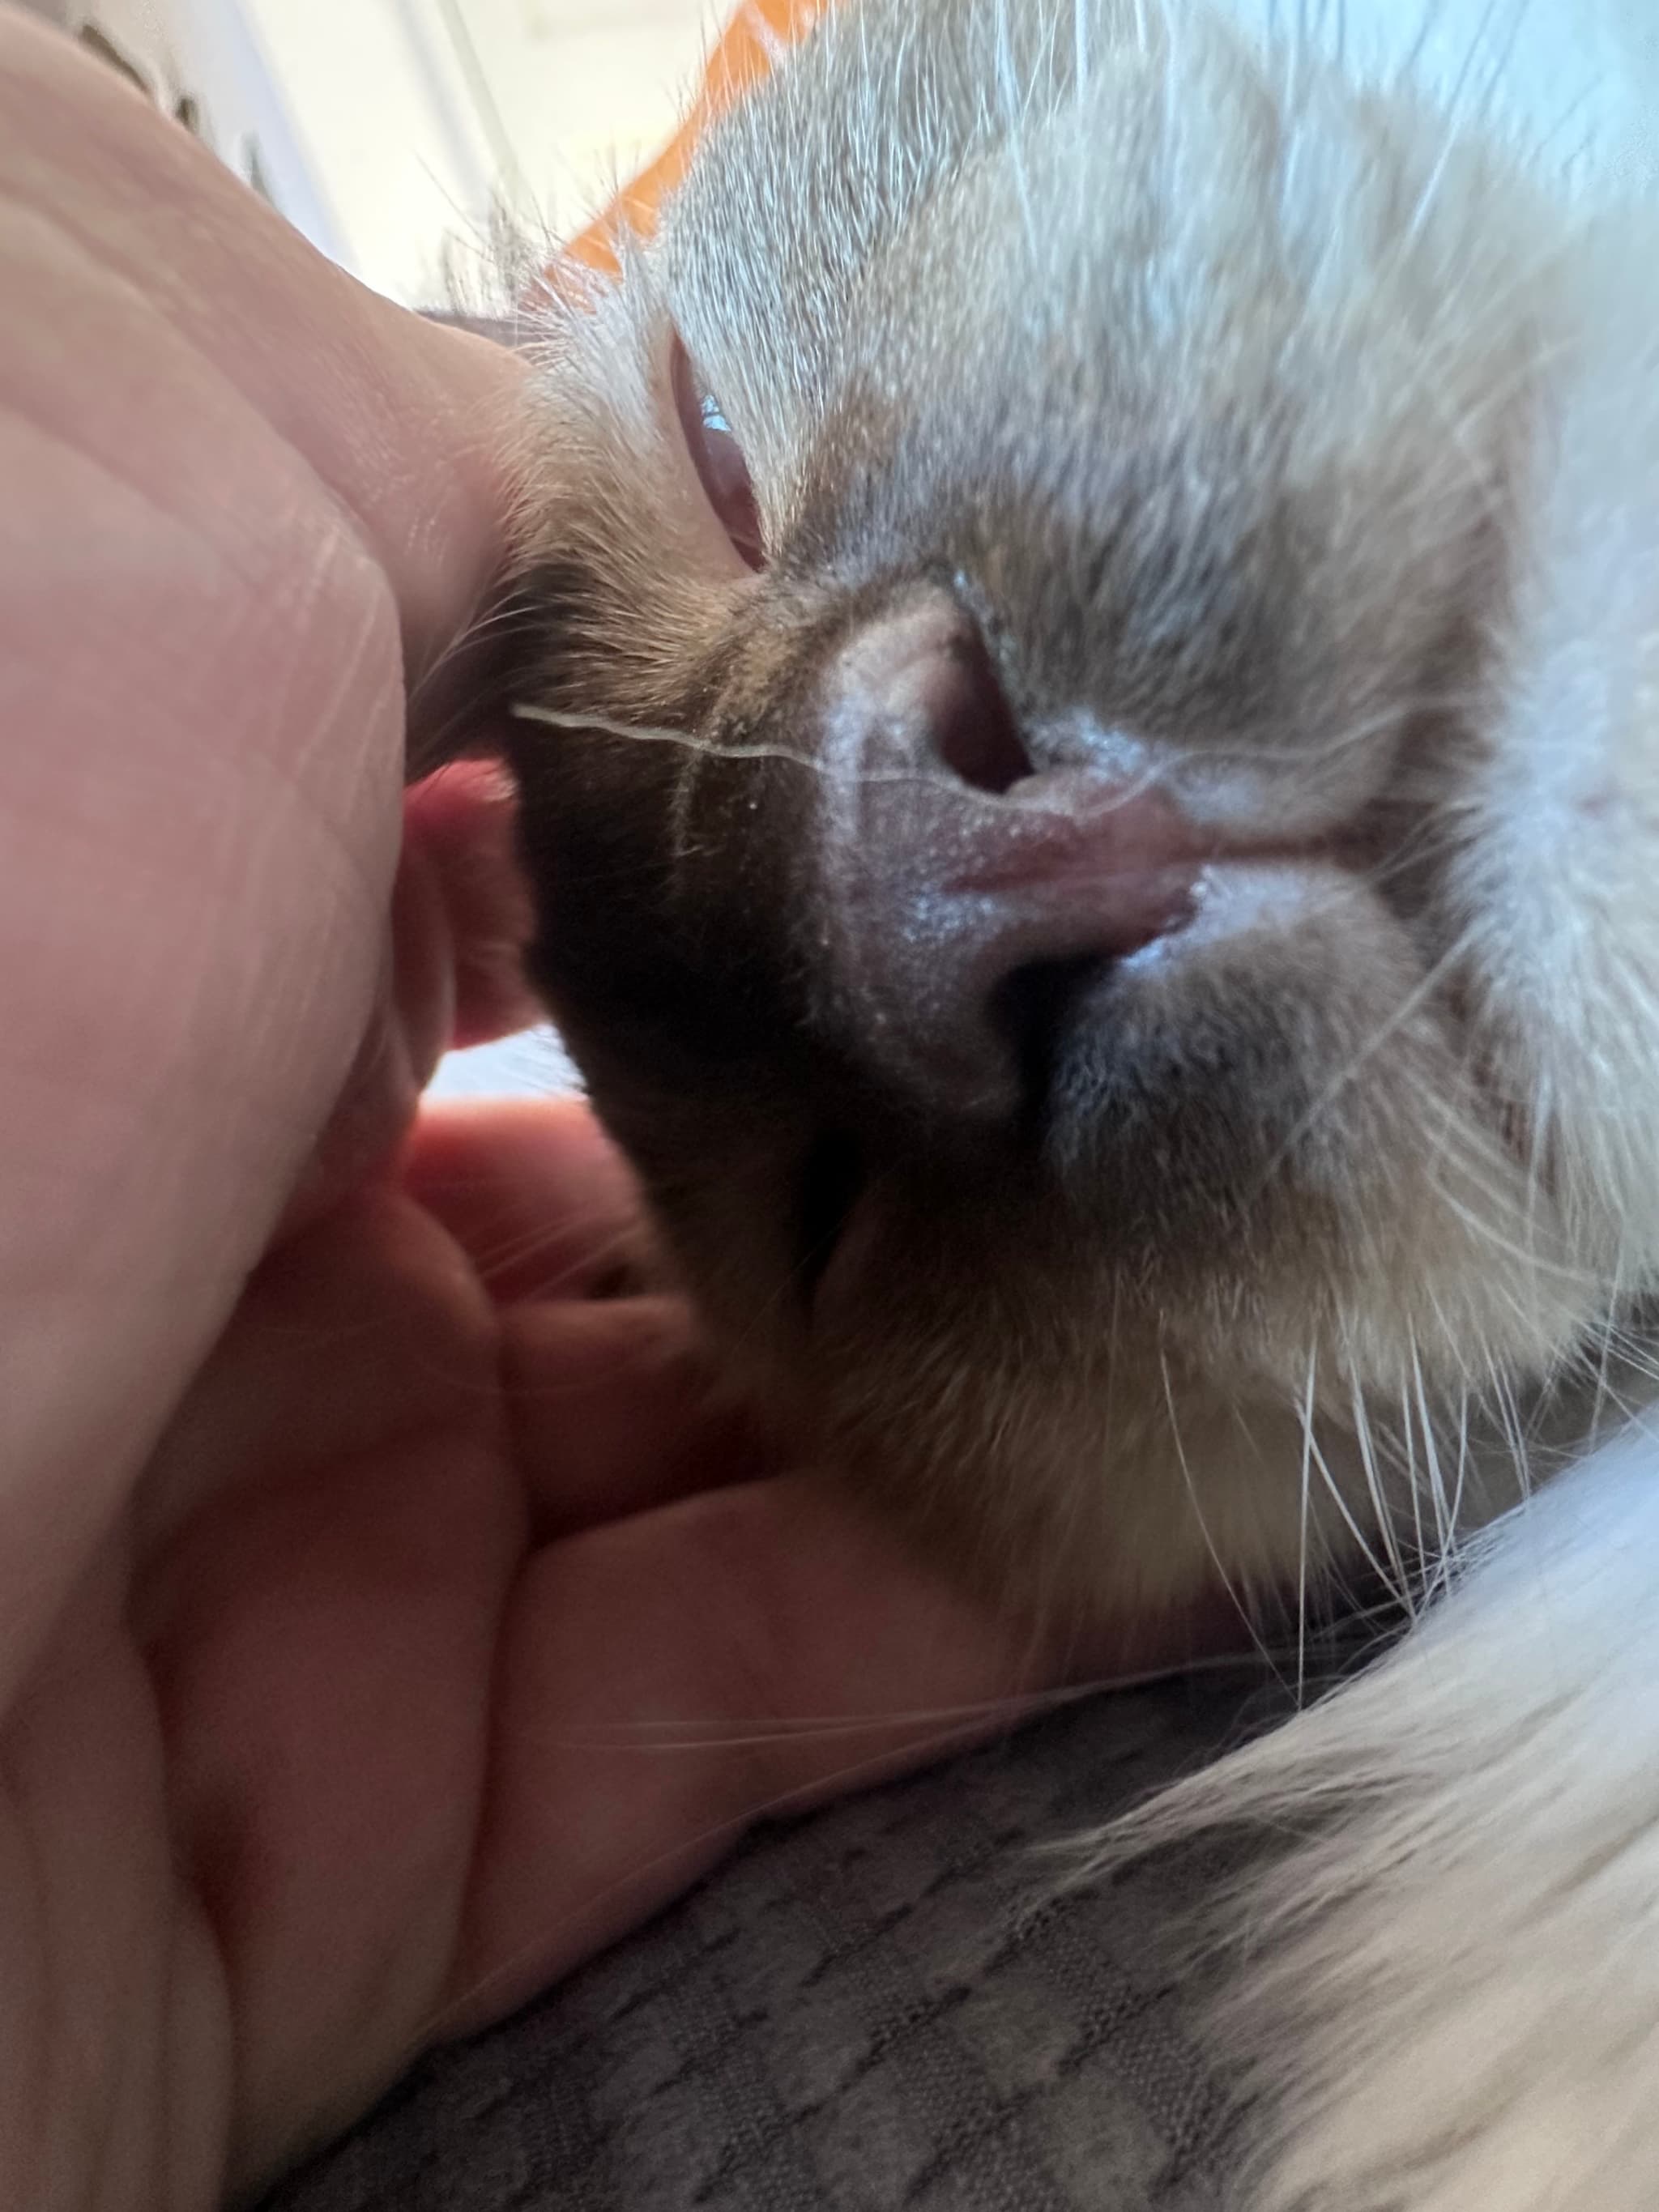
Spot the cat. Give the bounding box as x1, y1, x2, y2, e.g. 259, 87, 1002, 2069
499, 2, 1659, 2202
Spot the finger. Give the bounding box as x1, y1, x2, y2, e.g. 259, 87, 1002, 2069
403, 761, 540, 1049
0, 14, 522, 702
400, 1097, 649, 1302
151, 1415, 525, 2194
0, 288, 398, 1694
133, 1188, 501, 1565
283, 764, 543, 1240
0, 19, 526, 1694
446, 1476, 1237, 2032
501, 1295, 774, 1539
408, 1100, 777, 1531
275, 860, 446, 1243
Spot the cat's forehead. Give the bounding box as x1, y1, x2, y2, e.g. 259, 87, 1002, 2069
657, 0, 1083, 449
643, 0, 1546, 754
655, 1, 1544, 471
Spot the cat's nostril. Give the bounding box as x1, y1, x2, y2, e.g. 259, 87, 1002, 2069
812, 595, 1212, 1125
815, 590, 1209, 1127
929, 628, 1034, 795
825, 590, 1035, 797
826, 763, 1205, 1126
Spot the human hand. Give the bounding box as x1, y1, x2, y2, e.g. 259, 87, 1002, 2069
0, 19, 1224, 2206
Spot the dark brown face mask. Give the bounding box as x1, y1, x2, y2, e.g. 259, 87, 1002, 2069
492, 0, 1614, 1625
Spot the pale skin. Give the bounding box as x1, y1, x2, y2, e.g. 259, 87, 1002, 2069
0, 16, 1226, 2208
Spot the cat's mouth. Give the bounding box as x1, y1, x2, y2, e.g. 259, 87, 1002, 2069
791, 1130, 871, 1312
781, 835, 1407, 1332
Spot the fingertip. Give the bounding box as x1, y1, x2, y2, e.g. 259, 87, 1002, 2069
401, 1094, 649, 1301
403, 761, 540, 1049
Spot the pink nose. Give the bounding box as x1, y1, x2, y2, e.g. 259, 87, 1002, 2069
816, 595, 1209, 1120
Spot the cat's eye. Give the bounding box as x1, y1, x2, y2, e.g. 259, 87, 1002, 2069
671, 335, 765, 570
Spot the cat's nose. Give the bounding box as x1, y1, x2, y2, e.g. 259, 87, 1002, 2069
815, 595, 1209, 1123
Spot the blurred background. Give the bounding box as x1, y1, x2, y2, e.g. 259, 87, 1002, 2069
19, 0, 724, 302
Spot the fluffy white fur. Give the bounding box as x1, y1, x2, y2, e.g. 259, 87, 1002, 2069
1098, 1421, 1659, 2210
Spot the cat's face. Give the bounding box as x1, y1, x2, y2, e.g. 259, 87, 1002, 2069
507, 0, 1659, 1616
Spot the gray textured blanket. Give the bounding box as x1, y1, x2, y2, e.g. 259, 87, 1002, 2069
266, 1674, 1287, 2212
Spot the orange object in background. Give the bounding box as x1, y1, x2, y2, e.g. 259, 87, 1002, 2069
564, 0, 825, 276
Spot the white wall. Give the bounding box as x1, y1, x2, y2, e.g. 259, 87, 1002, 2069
62, 0, 722, 304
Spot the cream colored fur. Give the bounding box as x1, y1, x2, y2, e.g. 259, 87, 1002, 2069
1073, 10, 1659, 2207
1070, 7, 1659, 2206
508, 2, 1659, 2202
